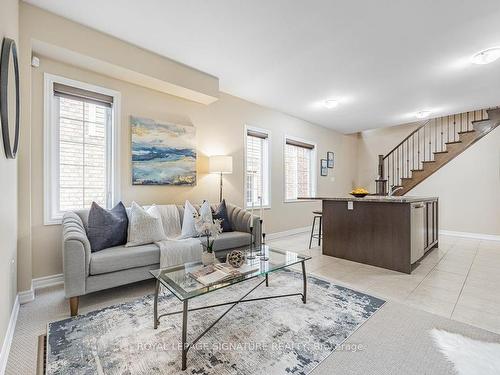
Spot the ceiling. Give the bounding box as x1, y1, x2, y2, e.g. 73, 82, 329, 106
25, 0, 500, 133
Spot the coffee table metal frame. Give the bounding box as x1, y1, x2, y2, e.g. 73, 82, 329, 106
151, 249, 309, 371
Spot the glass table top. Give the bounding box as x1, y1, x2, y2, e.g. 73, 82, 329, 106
150, 245, 311, 301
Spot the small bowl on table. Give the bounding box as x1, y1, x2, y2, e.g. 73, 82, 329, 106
350, 193, 368, 198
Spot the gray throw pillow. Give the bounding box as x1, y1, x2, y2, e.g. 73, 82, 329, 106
212, 199, 233, 232
87, 202, 129, 252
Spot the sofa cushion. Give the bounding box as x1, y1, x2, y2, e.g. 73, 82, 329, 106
207, 231, 250, 252
87, 201, 129, 252
126, 203, 167, 246
89, 232, 248, 275
199, 200, 213, 222
181, 200, 199, 238
90, 243, 160, 275
212, 199, 233, 232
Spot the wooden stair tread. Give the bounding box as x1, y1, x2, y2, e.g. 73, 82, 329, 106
379, 107, 500, 196
471, 119, 488, 124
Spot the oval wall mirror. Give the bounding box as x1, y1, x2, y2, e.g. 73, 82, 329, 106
0, 37, 20, 159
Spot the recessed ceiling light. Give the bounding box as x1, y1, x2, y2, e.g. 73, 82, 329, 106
471, 47, 500, 65
416, 110, 431, 119
323, 99, 339, 109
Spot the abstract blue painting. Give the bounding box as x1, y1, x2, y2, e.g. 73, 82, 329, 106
131, 117, 196, 185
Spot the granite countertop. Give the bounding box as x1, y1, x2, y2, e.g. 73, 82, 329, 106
298, 196, 438, 203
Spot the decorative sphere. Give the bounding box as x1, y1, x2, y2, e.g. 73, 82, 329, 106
227, 250, 245, 268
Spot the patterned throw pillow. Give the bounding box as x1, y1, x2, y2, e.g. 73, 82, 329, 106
199, 200, 213, 223
212, 199, 233, 232
125, 202, 167, 247
87, 201, 129, 252
181, 200, 198, 239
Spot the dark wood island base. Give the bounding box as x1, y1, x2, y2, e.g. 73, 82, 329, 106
303, 196, 439, 274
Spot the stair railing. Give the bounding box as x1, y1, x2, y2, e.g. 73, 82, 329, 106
377, 109, 488, 195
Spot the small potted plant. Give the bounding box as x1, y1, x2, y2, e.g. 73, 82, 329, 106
194, 214, 223, 265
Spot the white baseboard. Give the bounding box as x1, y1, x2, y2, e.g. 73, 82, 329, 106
32, 273, 64, 290
0, 276, 60, 372
267, 226, 311, 240
6, 272, 63, 371
440, 230, 500, 242
17, 274, 64, 306
17, 288, 34, 305
0, 295, 19, 375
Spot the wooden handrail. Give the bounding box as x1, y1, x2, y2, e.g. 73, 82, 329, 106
382, 119, 430, 161
378, 108, 493, 194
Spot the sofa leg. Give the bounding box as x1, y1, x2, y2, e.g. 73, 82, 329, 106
70, 296, 79, 316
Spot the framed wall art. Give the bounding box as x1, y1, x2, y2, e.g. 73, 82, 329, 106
327, 151, 334, 168
131, 116, 196, 185
320, 159, 328, 177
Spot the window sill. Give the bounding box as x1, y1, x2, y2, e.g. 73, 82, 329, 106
44, 210, 65, 225
44, 217, 63, 226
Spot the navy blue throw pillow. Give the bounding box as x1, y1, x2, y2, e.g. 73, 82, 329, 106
212, 199, 233, 232
87, 201, 129, 252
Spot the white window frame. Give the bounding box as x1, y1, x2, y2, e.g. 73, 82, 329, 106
283, 134, 317, 203
43, 73, 121, 225
244, 125, 271, 209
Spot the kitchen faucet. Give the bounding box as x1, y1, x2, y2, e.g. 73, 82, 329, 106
389, 185, 404, 196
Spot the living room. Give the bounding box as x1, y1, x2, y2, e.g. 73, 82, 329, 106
1, 1, 500, 374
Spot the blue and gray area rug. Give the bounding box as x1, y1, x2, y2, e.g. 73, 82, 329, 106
47, 270, 385, 374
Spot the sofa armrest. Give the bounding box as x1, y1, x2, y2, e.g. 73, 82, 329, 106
227, 203, 262, 246
62, 212, 91, 298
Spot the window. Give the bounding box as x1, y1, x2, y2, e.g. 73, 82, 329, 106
44, 74, 120, 224
245, 127, 270, 208
284, 137, 316, 201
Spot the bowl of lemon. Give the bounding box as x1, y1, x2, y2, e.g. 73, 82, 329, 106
350, 187, 369, 198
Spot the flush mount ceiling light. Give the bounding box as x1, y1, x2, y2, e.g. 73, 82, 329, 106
323, 99, 339, 109
416, 110, 431, 119
471, 47, 500, 65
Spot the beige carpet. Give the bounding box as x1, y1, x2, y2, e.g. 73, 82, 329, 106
7, 279, 500, 374
311, 300, 500, 375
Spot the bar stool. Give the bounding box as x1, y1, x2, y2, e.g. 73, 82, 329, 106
309, 210, 322, 249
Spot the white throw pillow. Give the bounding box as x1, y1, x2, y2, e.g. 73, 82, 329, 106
181, 200, 199, 239
126, 202, 167, 246
199, 200, 213, 223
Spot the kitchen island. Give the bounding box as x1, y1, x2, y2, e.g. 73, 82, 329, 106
301, 196, 439, 274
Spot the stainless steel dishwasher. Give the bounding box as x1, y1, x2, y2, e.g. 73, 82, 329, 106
410, 202, 425, 264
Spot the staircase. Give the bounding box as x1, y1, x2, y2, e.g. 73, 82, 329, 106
376, 107, 500, 196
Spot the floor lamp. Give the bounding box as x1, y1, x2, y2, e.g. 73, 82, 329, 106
209, 155, 233, 202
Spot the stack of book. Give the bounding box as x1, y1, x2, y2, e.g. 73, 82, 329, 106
189, 263, 260, 286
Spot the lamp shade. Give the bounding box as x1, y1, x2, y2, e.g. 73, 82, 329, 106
209, 155, 233, 174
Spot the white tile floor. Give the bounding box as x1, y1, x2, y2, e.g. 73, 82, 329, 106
268, 232, 500, 334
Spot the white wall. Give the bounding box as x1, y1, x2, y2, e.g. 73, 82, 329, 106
0, 0, 19, 352
411, 126, 500, 236
356, 122, 420, 192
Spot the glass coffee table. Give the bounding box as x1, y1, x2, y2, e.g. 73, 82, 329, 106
150, 245, 311, 371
